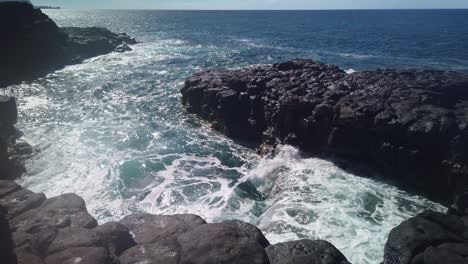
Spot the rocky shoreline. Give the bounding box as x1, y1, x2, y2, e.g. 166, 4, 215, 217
0, 2, 137, 88
1, 2, 468, 264
181, 59, 468, 203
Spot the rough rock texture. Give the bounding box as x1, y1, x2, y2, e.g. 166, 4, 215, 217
0, 181, 352, 264
181, 59, 468, 201
0, 182, 137, 264
0, 96, 26, 181
266, 239, 350, 264
0, 205, 17, 264
119, 217, 271, 264
0, 2, 137, 87
384, 210, 468, 264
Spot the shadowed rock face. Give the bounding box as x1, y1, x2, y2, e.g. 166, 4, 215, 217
181, 59, 468, 202
0, 96, 27, 181
0, 205, 17, 264
0, 2, 137, 87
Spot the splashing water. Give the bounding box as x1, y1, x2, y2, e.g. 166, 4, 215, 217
7, 9, 462, 264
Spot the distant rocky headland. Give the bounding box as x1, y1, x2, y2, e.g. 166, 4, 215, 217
0, 1, 137, 88
1, 1, 468, 264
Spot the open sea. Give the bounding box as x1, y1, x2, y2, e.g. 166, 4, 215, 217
7, 9, 468, 263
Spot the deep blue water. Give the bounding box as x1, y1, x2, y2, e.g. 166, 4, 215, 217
49, 9, 468, 70
9, 10, 466, 264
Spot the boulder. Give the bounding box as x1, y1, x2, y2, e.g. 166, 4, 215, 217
47, 227, 105, 255
11, 193, 98, 232
176, 222, 270, 264
120, 218, 271, 264
119, 213, 206, 244
0, 189, 46, 219
266, 239, 350, 264
384, 210, 468, 264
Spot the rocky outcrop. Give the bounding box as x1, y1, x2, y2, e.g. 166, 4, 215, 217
181, 59, 468, 202
384, 210, 468, 264
0, 180, 350, 264
0, 96, 27, 181
0, 2, 137, 87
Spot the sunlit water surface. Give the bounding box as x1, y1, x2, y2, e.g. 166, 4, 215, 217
8, 9, 466, 263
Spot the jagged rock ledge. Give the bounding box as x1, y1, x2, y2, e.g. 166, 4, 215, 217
0, 2, 138, 87
181, 59, 468, 202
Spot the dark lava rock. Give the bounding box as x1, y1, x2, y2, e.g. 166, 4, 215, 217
120, 218, 271, 264
0, 2, 137, 87
96, 222, 137, 256
175, 222, 270, 264
0, 181, 21, 198
11, 193, 98, 232
120, 238, 181, 264
47, 227, 105, 255
44, 247, 112, 264
0, 96, 17, 127
181, 59, 468, 201
0, 189, 46, 219
119, 213, 206, 244
0, 206, 17, 264
384, 210, 468, 264
266, 239, 350, 264
221, 220, 270, 248
0, 96, 24, 181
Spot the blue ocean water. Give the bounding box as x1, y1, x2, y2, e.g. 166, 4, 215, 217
10, 10, 467, 263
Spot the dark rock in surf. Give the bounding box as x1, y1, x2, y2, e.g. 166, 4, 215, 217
383, 210, 468, 264
181, 59, 468, 202
0, 2, 137, 88
266, 239, 350, 264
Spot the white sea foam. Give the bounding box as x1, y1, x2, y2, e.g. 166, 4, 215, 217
346, 68, 356, 74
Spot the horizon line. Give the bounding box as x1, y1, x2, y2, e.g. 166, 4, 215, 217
46, 8, 468, 11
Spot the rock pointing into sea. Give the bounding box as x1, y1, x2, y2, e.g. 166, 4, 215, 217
0, 1, 137, 87
181, 59, 468, 202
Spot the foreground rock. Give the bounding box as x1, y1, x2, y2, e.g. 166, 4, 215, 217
0, 2, 137, 87
181, 59, 468, 202
0, 181, 351, 264
266, 240, 350, 264
384, 210, 468, 264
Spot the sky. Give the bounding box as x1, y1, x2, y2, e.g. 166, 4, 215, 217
30, 0, 468, 10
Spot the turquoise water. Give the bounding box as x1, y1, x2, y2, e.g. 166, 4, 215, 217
9, 10, 462, 263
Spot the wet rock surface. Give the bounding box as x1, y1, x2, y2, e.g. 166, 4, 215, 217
181, 59, 468, 201
0, 2, 137, 88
